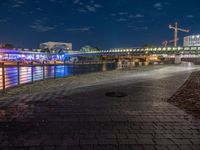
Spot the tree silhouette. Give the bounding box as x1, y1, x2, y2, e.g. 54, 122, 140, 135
2, 43, 15, 49
143, 44, 156, 48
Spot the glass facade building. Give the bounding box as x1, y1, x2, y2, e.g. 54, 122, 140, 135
184, 35, 200, 46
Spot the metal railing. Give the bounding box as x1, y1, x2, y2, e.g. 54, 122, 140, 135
0, 61, 116, 93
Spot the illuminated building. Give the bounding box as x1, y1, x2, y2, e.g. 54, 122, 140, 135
40, 42, 72, 53
184, 35, 200, 46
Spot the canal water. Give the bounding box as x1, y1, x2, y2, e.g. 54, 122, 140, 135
0, 63, 117, 90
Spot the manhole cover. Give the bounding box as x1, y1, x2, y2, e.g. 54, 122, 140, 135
105, 92, 127, 98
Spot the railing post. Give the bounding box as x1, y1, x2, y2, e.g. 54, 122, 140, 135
31, 61, 34, 83
2, 62, 5, 93
17, 62, 20, 85
64, 60, 66, 77
54, 61, 56, 79
72, 62, 75, 76
43, 61, 45, 80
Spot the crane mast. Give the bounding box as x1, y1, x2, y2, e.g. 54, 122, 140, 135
169, 22, 189, 47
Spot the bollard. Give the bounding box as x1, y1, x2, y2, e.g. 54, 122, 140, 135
2, 62, 5, 93
17, 62, 20, 85
43, 61, 45, 80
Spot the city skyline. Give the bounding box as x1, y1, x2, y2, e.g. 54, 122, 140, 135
0, 0, 200, 49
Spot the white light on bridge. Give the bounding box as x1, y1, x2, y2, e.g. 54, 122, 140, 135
178, 47, 182, 50
167, 47, 172, 51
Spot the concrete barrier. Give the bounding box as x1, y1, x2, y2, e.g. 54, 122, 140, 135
117, 61, 122, 69
144, 62, 149, 66
139, 62, 143, 66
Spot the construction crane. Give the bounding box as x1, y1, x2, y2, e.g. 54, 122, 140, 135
169, 22, 189, 47
162, 38, 179, 47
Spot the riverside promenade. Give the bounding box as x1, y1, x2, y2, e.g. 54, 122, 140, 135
0, 64, 200, 150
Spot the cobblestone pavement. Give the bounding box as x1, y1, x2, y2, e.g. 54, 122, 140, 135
0, 65, 200, 150
168, 71, 200, 117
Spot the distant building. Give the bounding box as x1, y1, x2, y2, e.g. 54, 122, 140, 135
40, 42, 72, 53
184, 35, 200, 46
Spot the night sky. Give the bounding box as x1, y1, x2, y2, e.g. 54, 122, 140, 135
0, 0, 200, 50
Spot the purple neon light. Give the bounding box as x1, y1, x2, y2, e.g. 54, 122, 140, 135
0, 48, 21, 53
0, 48, 46, 55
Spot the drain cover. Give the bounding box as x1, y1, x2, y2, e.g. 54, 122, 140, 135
105, 92, 127, 98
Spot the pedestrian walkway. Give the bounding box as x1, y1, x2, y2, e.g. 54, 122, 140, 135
0, 65, 199, 150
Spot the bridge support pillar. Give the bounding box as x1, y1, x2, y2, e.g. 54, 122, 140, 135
102, 63, 107, 71
117, 61, 122, 69
131, 61, 135, 67
144, 62, 149, 66
139, 62, 143, 66
175, 55, 181, 64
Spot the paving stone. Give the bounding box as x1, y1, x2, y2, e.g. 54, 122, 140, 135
98, 139, 118, 145
136, 138, 154, 145
155, 139, 174, 145
130, 145, 144, 150
137, 134, 153, 139
179, 145, 193, 150
190, 145, 200, 150
118, 145, 131, 150
117, 134, 127, 139
166, 145, 181, 150
127, 134, 137, 139
80, 139, 98, 145
67, 146, 81, 150
81, 145, 94, 150
155, 146, 169, 150
118, 139, 137, 145
94, 145, 118, 150
143, 145, 156, 150
62, 139, 79, 146
190, 139, 200, 145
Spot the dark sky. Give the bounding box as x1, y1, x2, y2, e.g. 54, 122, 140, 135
0, 0, 199, 50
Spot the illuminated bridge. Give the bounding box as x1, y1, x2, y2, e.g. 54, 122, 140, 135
1, 46, 200, 62
70, 46, 200, 57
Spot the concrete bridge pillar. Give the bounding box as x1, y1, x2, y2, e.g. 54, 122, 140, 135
131, 61, 135, 67
139, 62, 143, 66
144, 61, 149, 66
175, 55, 181, 64
102, 63, 107, 72
117, 60, 122, 69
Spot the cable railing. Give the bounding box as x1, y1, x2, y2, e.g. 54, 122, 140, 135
0, 61, 116, 93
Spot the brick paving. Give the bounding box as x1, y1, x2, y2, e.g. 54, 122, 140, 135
168, 71, 200, 117
0, 65, 199, 150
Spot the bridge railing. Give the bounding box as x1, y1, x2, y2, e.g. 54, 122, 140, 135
0, 61, 116, 93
